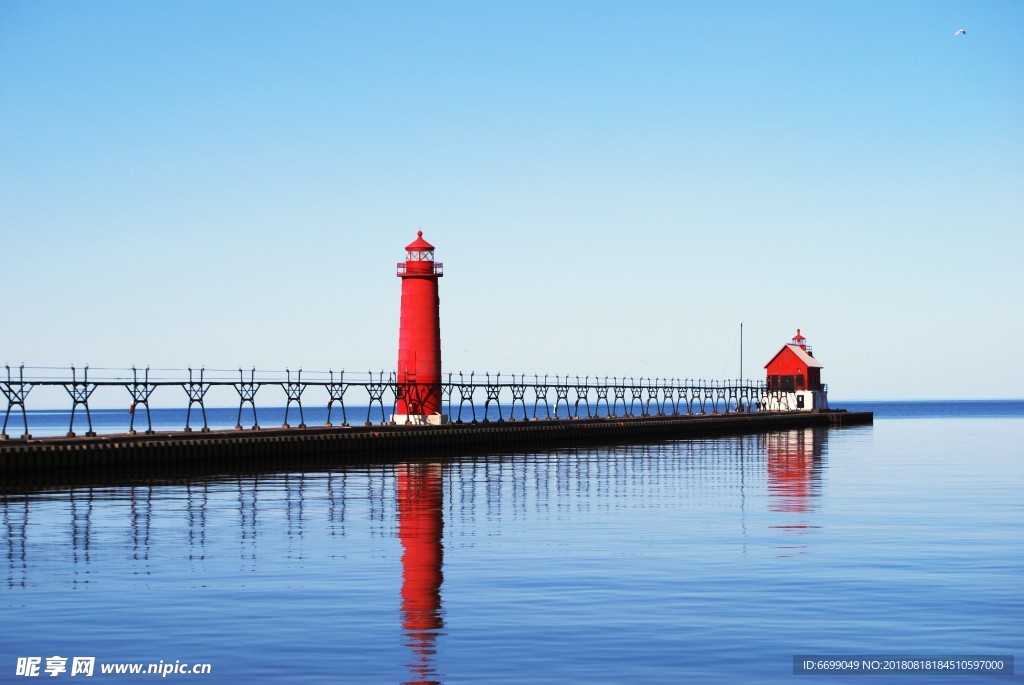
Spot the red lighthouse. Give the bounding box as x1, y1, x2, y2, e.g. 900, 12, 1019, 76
395, 231, 447, 425
763, 328, 829, 411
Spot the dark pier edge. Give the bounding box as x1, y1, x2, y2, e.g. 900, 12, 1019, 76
0, 411, 872, 483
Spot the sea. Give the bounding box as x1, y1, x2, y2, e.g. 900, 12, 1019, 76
1, 400, 1021, 684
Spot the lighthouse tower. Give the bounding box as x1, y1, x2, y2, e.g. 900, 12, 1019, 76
394, 231, 447, 425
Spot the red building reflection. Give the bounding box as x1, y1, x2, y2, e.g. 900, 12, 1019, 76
765, 429, 826, 556
397, 463, 444, 685
766, 428, 825, 514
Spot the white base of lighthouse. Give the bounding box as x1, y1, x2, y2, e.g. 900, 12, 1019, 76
392, 413, 449, 426
763, 390, 829, 412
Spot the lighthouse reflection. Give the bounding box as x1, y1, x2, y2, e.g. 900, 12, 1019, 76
765, 428, 827, 555
766, 428, 826, 513
396, 463, 445, 685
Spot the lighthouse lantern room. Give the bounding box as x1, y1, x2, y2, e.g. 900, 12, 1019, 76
394, 231, 447, 425
763, 328, 829, 411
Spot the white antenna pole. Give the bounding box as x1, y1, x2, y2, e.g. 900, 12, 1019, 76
740, 321, 744, 383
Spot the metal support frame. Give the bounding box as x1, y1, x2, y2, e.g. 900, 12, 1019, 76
1, 365, 32, 439
532, 375, 551, 420
64, 366, 97, 437
663, 381, 678, 416
736, 384, 751, 413
573, 376, 591, 419
125, 366, 156, 434
326, 370, 349, 427
183, 367, 211, 432
454, 372, 476, 424
629, 380, 645, 417
701, 384, 714, 414
714, 385, 728, 414
508, 375, 528, 421
682, 385, 695, 415
281, 368, 306, 428
648, 380, 662, 416
442, 374, 455, 421
553, 376, 571, 419
482, 373, 503, 422
365, 370, 389, 426
611, 379, 627, 417
595, 378, 611, 418
234, 367, 260, 430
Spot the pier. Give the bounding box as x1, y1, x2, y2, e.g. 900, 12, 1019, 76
0, 406, 871, 475
1, 367, 871, 476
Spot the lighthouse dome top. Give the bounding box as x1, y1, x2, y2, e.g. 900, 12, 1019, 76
397, 231, 443, 277
405, 231, 435, 253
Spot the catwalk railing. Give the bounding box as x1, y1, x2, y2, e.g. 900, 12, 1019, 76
1, 366, 821, 438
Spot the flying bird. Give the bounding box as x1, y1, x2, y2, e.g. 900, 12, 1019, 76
954, 28, 966, 36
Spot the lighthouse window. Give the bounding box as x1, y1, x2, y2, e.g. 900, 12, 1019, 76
407, 249, 434, 261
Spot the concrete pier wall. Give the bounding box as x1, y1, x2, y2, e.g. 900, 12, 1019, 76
0, 411, 872, 475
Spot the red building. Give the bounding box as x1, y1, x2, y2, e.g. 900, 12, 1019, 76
763, 329, 828, 411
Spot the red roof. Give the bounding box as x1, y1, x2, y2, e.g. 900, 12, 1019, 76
405, 230, 435, 252
764, 344, 823, 370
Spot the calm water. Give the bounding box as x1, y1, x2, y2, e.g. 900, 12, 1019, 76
2, 402, 1021, 683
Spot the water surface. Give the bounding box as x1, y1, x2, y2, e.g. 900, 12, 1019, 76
2, 402, 1021, 683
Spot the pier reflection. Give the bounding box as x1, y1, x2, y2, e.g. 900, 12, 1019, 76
1, 432, 831, 563
0, 428, 832, 667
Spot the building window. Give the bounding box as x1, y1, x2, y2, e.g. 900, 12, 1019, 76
797, 374, 805, 388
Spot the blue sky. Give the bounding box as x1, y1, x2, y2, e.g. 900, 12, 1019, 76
2, 0, 1022, 402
